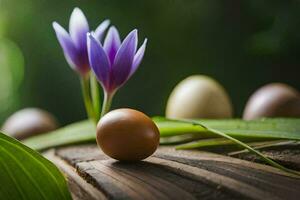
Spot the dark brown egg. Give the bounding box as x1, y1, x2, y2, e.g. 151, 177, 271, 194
96, 108, 160, 161
243, 83, 300, 120
1, 108, 58, 139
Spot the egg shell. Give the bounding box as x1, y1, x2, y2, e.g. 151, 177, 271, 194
1, 108, 58, 139
243, 83, 300, 120
96, 108, 160, 161
166, 75, 233, 119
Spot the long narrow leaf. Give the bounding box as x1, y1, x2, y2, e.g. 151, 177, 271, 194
176, 138, 281, 150
155, 117, 300, 140
176, 138, 235, 149
169, 119, 300, 176
23, 120, 95, 150
160, 133, 205, 145
228, 140, 300, 156
24, 118, 300, 152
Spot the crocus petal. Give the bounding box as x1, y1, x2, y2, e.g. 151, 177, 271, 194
69, 8, 89, 51
103, 26, 121, 65
53, 22, 79, 71
111, 29, 137, 88
87, 33, 110, 88
129, 38, 147, 77
94, 19, 110, 42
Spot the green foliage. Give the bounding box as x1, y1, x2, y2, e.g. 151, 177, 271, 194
175, 138, 236, 149
23, 117, 300, 175
0, 132, 72, 200
24, 118, 300, 151
0, 38, 24, 122
23, 120, 96, 151
164, 118, 300, 176
156, 118, 300, 140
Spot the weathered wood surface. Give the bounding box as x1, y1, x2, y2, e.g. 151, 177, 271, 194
45, 145, 300, 200
230, 142, 300, 171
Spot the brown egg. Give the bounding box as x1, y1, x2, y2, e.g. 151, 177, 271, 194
243, 83, 300, 120
96, 108, 160, 161
1, 108, 58, 139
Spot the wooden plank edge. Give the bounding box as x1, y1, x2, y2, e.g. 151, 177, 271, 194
92, 159, 197, 200
44, 150, 107, 200
148, 157, 281, 200
157, 147, 300, 178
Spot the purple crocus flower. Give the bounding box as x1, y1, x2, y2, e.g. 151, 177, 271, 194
53, 8, 110, 75
87, 27, 147, 94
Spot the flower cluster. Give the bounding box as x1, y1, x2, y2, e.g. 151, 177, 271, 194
53, 8, 147, 120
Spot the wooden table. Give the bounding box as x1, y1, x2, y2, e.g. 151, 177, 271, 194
45, 145, 300, 200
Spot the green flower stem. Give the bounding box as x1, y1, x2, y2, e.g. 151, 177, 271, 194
101, 91, 114, 117
80, 76, 96, 123
90, 74, 100, 121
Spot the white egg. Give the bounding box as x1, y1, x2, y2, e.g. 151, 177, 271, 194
166, 75, 233, 119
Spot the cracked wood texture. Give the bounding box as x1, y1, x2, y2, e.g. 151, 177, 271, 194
44, 145, 300, 200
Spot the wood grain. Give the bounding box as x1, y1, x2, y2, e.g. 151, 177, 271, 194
45, 145, 300, 200
229, 142, 300, 171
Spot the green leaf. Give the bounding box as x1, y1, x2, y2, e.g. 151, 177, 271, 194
228, 140, 299, 156
23, 120, 95, 151
168, 119, 300, 176
155, 117, 300, 140
0, 38, 24, 117
24, 118, 300, 151
22, 118, 300, 175
176, 138, 236, 149
0, 132, 72, 200
159, 134, 203, 145
160, 133, 205, 145
175, 138, 283, 150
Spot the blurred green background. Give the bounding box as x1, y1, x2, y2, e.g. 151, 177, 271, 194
0, 0, 300, 125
